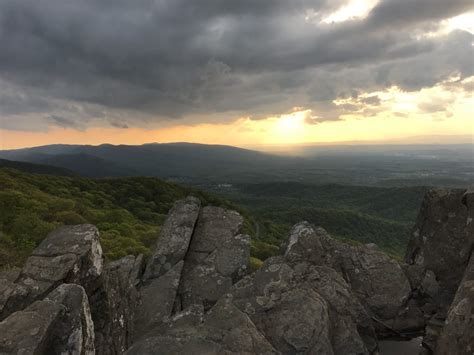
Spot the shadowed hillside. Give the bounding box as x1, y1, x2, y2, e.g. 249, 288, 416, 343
1, 143, 472, 186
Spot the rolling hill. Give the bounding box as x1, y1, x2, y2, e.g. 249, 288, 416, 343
211, 182, 429, 257
1, 142, 472, 187
0, 167, 239, 267
0, 163, 428, 269
0, 159, 77, 177
0, 143, 302, 182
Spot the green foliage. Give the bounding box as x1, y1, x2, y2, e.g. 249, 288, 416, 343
250, 240, 280, 261
0, 167, 425, 270
249, 256, 263, 271
214, 182, 426, 258
0, 168, 236, 268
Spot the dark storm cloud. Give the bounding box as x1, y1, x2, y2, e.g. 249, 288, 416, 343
367, 0, 473, 29
109, 121, 129, 129
48, 115, 80, 129
0, 87, 53, 115
0, 0, 472, 130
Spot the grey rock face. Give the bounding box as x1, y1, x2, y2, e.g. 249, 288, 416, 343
92, 254, 143, 355
125, 334, 225, 355
132, 202, 251, 346
229, 257, 370, 354
404, 189, 474, 352
0, 224, 104, 321
285, 222, 411, 329
0, 298, 63, 355
435, 251, 474, 355
132, 197, 203, 341
0, 268, 20, 283
406, 189, 474, 304
132, 198, 201, 341
200, 294, 277, 354
2, 190, 472, 354
0, 283, 95, 355
284, 222, 330, 265
133, 260, 183, 340
45, 284, 96, 354
341, 244, 411, 323
178, 206, 249, 310
126, 294, 277, 355
298, 264, 375, 354
0, 269, 19, 320
144, 197, 201, 280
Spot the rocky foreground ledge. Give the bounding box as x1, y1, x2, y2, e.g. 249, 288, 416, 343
0, 189, 472, 354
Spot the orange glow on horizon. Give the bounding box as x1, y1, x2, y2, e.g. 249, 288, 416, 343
1, 83, 473, 150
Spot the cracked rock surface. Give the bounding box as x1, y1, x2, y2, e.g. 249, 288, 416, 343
1, 189, 473, 354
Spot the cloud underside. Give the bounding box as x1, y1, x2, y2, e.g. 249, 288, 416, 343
0, 0, 472, 131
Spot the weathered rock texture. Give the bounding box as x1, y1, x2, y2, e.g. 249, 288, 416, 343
143, 196, 201, 280
0, 283, 95, 355
0, 189, 472, 354
0, 225, 140, 355
406, 189, 473, 302
0, 224, 103, 321
178, 206, 249, 311
404, 188, 474, 353
91, 254, 143, 354
132, 197, 200, 340
436, 250, 474, 355
133, 200, 250, 343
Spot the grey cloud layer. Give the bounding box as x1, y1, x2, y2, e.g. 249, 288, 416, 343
0, 0, 472, 130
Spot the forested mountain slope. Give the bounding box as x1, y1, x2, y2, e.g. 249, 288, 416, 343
0, 168, 237, 267
0, 166, 430, 268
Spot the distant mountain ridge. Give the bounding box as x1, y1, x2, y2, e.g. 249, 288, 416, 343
0, 142, 296, 180
1, 142, 472, 187
0, 158, 77, 176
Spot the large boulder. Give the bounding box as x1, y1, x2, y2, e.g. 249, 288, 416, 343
133, 202, 252, 343
2, 189, 472, 354
133, 197, 201, 341
284, 222, 411, 331
297, 264, 377, 354
126, 294, 277, 355
133, 261, 184, 340
91, 254, 143, 355
143, 197, 201, 280
0, 268, 20, 319
406, 189, 473, 305
0, 224, 104, 320
178, 206, 249, 311
340, 244, 411, 323
404, 189, 474, 352
229, 256, 371, 354
0, 283, 95, 355
435, 251, 474, 355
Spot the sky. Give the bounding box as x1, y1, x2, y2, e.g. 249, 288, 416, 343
0, 0, 473, 149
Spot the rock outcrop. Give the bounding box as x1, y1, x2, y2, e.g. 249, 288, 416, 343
404, 188, 473, 353
178, 206, 250, 311
91, 254, 143, 354
133, 200, 251, 345
0, 224, 103, 321
0, 188, 472, 354
0, 283, 95, 354
436, 250, 474, 355
406, 189, 473, 299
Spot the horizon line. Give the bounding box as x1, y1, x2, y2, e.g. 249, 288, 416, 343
1, 135, 473, 152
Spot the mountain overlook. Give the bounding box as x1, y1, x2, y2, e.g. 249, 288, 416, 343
1, 0, 472, 354
0, 188, 472, 354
